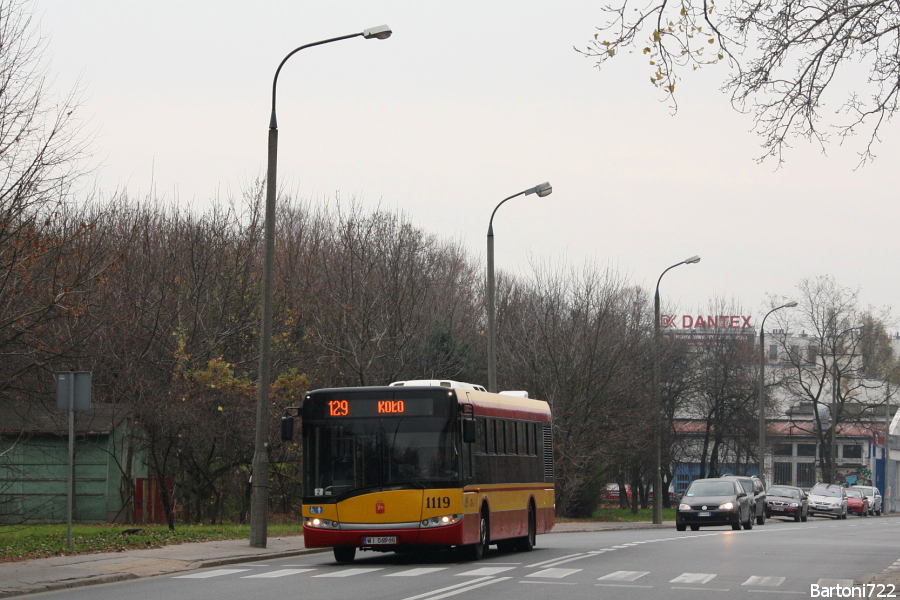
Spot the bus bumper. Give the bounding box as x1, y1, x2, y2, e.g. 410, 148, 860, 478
304, 521, 465, 549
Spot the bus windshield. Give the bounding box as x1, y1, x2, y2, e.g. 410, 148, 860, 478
303, 416, 458, 499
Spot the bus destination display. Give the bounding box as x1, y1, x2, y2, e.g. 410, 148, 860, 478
324, 397, 434, 418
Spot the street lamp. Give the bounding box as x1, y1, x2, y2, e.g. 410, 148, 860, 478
486, 182, 552, 393
250, 25, 392, 549
757, 301, 797, 484
653, 255, 700, 525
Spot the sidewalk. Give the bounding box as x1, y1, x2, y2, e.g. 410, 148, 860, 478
0, 521, 664, 598
0, 535, 320, 598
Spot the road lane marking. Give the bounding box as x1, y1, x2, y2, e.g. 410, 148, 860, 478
526, 568, 580, 578
404, 577, 512, 600
313, 568, 383, 577
241, 569, 314, 578
401, 577, 493, 600
596, 584, 654, 589
173, 568, 250, 579
386, 568, 449, 577
743, 576, 786, 586
671, 573, 717, 584
527, 553, 585, 568
598, 571, 649, 582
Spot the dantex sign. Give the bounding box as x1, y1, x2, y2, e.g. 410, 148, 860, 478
661, 315, 753, 329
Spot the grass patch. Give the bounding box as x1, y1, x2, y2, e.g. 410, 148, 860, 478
0, 521, 303, 562
588, 506, 678, 522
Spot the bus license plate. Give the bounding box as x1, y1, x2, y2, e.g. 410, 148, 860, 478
364, 536, 397, 545
698, 512, 711, 517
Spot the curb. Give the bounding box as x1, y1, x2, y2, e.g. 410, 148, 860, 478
0, 573, 139, 599
0, 547, 328, 598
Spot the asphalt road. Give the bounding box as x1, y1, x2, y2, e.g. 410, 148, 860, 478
23, 515, 900, 600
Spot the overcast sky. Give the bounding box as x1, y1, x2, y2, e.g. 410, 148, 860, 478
35, 0, 900, 328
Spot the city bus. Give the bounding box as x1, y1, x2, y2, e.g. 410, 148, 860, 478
280, 380, 554, 563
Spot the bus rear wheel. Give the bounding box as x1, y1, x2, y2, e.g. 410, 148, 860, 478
516, 504, 536, 552
462, 511, 488, 561
333, 546, 356, 564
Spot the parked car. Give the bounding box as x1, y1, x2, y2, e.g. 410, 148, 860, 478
765, 485, 808, 522
846, 488, 870, 516
721, 475, 767, 525
676, 478, 753, 531
807, 483, 848, 519
851, 485, 883, 515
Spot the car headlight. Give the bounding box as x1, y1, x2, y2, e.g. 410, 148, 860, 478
790, 502, 799, 507
719, 502, 735, 510
679, 503, 691, 511
421, 514, 461, 527
305, 517, 340, 529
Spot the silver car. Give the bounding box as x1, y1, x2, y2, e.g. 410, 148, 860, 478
851, 485, 883, 516
807, 483, 848, 519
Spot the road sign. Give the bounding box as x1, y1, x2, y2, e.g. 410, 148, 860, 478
56, 372, 91, 411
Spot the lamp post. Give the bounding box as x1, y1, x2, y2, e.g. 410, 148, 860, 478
757, 301, 797, 484
250, 25, 392, 549
653, 255, 700, 525
486, 182, 552, 393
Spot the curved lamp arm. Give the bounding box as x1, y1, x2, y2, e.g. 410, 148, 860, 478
269, 25, 392, 129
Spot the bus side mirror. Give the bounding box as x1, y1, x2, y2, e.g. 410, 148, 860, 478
462, 419, 476, 444
281, 416, 295, 441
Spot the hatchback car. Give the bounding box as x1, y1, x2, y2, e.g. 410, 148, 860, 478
765, 485, 808, 522
807, 483, 848, 519
677, 478, 753, 531
722, 475, 767, 525
851, 485, 883, 515
846, 488, 869, 516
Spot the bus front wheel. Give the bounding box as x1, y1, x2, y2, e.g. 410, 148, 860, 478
333, 546, 356, 564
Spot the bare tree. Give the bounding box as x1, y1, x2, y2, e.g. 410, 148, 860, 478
777, 275, 891, 482
580, 0, 900, 165
501, 261, 651, 517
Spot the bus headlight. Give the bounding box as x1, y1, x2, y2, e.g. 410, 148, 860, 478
305, 517, 340, 529
420, 514, 461, 527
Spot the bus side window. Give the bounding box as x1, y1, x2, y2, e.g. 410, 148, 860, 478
517, 422, 526, 455
478, 418, 488, 454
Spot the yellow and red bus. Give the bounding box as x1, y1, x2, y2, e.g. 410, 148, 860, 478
281, 380, 554, 563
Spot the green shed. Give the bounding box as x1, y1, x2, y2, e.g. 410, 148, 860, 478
0, 401, 135, 524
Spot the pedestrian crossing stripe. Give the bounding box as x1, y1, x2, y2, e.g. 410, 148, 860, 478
169, 566, 855, 591
312, 568, 383, 577
526, 568, 580, 578
597, 571, 649, 582
241, 569, 314, 578
174, 568, 250, 579
386, 568, 448, 577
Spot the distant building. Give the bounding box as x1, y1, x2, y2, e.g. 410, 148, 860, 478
668, 323, 900, 504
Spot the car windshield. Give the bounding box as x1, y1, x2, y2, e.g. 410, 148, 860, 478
686, 481, 735, 497
737, 480, 753, 492
810, 484, 841, 497
847, 489, 862, 498
768, 486, 800, 498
